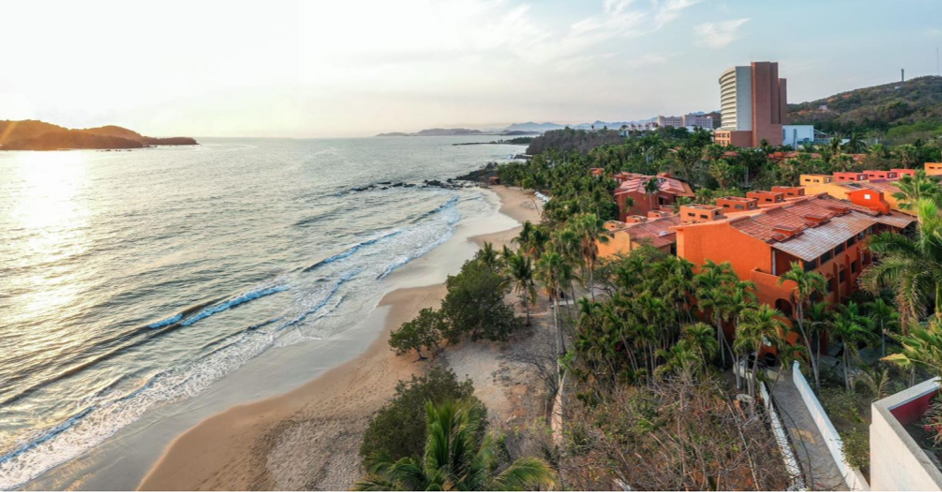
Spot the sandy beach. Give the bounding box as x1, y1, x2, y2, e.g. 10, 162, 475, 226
139, 186, 542, 490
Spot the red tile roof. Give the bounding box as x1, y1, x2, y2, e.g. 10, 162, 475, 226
614, 173, 694, 197
609, 215, 681, 248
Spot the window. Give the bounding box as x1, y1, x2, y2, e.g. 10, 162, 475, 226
864, 194, 872, 200
803, 260, 817, 272
851, 261, 857, 274
839, 270, 846, 283
700, 214, 708, 219
820, 251, 833, 264
735, 204, 744, 210
857, 232, 865, 241
847, 236, 856, 247
687, 212, 696, 217
835, 243, 845, 254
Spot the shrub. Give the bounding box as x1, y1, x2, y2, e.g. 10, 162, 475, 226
359, 366, 486, 463
440, 260, 520, 342
922, 397, 942, 448
389, 308, 445, 359
840, 428, 870, 471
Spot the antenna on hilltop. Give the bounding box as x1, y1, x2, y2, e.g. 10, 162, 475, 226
901, 68, 905, 83
937, 46, 940, 75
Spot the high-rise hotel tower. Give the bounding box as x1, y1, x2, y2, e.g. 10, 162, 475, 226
714, 62, 787, 147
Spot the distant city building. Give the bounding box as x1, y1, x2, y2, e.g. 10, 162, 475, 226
714, 62, 787, 147
657, 114, 714, 130
783, 125, 830, 147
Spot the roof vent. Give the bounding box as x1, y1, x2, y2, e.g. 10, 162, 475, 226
772, 225, 802, 237
803, 214, 830, 226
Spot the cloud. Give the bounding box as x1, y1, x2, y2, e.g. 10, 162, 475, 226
653, 0, 705, 26
926, 28, 942, 38
627, 52, 673, 68
694, 18, 750, 49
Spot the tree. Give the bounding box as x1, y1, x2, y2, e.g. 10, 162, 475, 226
862, 198, 942, 324
884, 318, 942, 380
779, 262, 829, 390
717, 280, 758, 390
892, 170, 941, 214
536, 250, 571, 367
389, 308, 445, 359
356, 401, 555, 491
441, 260, 519, 342
475, 241, 501, 271
695, 260, 735, 364
359, 366, 484, 463
829, 307, 874, 391
643, 175, 660, 213
735, 305, 787, 405
866, 298, 900, 357
843, 130, 867, 154
506, 252, 537, 327
681, 322, 720, 370
572, 213, 608, 300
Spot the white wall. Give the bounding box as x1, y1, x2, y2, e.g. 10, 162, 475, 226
871, 378, 942, 491
782, 125, 815, 148
792, 362, 870, 491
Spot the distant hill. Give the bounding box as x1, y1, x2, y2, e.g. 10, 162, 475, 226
0, 120, 198, 150
376, 128, 484, 137
788, 75, 942, 140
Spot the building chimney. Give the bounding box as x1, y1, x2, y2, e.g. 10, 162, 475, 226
680, 204, 724, 224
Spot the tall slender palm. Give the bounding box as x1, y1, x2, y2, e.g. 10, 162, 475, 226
643, 176, 660, 212
779, 262, 829, 390
843, 131, 867, 154
862, 198, 942, 325
695, 260, 735, 364
551, 228, 581, 317
506, 252, 537, 327
572, 213, 608, 300
682, 322, 720, 370
536, 250, 570, 364
717, 281, 758, 390
829, 311, 874, 391
735, 305, 787, 406
867, 298, 900, 357
355, 402, 555, 491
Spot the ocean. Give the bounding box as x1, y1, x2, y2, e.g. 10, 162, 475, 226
0, 136, 521, 489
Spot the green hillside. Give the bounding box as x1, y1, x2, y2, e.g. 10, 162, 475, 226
788, 75, 942, 142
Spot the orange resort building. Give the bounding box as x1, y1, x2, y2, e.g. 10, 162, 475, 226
613, 172, 695, 221
714, 61, 787, 148
598, 214, 681, 257
674, 193, 914, 322
799, 169, 915, 215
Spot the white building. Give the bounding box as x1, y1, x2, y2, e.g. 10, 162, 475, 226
719, 66, 753, 131
782, 125, 815, 148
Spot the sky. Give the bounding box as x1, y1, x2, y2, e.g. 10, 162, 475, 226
2, 0, 941, 138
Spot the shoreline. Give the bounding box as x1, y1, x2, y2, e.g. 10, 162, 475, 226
138, 185, 541, 490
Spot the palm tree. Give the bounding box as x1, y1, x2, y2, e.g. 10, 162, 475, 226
843, 131, 867, 154
897, 144, 921, 169
515, 221, 550, 259
536, 250, 570, 364
643, 176, 660, 213
735, 305, 787, 406
867, 298, 900, 357
551, 228, 581, 316
830, 308, 874, 391
695, 260, 735, 364
475, 241, 500, 271
862, 198, 942, 324
717, 281, 758, 390
829, 135, 843, 158
355, 401, 555, 491
779, 262, 829, 390
892, 171, 941, 214
572, 213, 608, 300
884, 317, 942, 380
506, 253, 537, 327
682, 322, 720, 370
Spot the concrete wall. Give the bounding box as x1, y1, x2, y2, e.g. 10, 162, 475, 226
871, 378, 942, 491
792, 362, 870, 491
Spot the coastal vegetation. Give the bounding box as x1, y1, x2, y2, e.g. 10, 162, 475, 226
0, 119, 197, 150
364, 111, 942, 488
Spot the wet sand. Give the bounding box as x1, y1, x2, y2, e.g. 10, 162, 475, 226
139, 186, 541, 490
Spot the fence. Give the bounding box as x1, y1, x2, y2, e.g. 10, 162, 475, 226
792, 361, 870, 491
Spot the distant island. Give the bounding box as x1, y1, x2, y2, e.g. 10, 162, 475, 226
375, 128, 539, 137
0, 120, 198, 151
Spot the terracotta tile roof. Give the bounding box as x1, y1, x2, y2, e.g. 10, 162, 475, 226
771, 214, 873, 261
725, 194, 914, 261
611, 215, 681, 248
614, 173, 694, 197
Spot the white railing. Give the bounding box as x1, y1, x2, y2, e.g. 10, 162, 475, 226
792, 361, 870, 491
